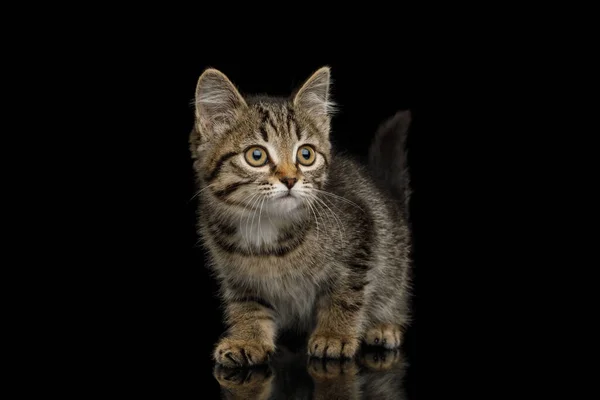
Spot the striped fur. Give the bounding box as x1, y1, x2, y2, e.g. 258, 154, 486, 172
190, 67, 412, 366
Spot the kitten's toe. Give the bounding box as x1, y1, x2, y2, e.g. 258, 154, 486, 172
364, 324, 403, 349
214, 338, 274, 367
365, 327, 383, 346
308, 333, 359, 359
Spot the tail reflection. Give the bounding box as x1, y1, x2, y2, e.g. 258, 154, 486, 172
213, 347, 408, 399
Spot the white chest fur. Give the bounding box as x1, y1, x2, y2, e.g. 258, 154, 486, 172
235, 217, 287, 249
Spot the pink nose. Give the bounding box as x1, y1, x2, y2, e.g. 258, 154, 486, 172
280, 177, 297, 189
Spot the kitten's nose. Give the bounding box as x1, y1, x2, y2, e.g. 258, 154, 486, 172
280, 177, 297, 189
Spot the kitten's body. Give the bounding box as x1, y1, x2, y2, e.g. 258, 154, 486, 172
190, 67, 412, 366
200, 152, 411, 332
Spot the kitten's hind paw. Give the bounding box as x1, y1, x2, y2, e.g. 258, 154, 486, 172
364, 324, 403, 349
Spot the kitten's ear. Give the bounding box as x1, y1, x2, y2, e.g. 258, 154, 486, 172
293, 66, 333, 118
194, 68, 247, 139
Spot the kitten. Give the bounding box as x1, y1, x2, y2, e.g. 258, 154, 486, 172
189, 66, 412, 366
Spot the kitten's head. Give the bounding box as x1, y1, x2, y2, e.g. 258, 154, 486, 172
191, 67, 334, 218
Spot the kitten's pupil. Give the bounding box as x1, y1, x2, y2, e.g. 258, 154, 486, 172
252, 149, 262, 161
301, 149, 310, 160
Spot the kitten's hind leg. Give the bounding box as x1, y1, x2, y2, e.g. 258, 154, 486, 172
364, 323, 403, 349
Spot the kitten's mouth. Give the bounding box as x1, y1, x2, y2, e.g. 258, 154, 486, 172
271, 192, 302, 210
274, 191, 296, 200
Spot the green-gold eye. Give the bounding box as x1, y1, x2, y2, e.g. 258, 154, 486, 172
297, 145, 316, 166
245, 146, 269, 167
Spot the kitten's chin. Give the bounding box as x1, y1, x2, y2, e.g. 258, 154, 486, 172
267, 195, 303, 216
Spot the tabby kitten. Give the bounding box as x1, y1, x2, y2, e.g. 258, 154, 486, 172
190, 66, 412, 366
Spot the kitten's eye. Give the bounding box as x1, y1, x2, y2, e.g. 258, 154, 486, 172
244, 146, 269, 167
297, 145, 316, 166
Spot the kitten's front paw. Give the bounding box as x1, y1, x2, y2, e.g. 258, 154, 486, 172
308, 332, 359, 359
364, 324, 403, 349
214, 337, 274, 367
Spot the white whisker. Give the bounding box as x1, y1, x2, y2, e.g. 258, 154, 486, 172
257, 195, 267, 246
310, 188, 365, 212
190, 183, 216, 201
308, 192, 346, 241
302, 194, 320, 242
245, 192, 263, 255
295, 188, 346, 244
239, 192, 260, 251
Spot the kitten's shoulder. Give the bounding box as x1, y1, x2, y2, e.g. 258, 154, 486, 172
325, 152, 380, 199
328, 151, 371, 182
327, 151, 403, 213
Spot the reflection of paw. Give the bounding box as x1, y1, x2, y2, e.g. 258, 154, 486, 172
308, 332, 359, 359
213, 364, 273, 399
213, 364, 272, 387
364, 324, 403, 349
308, 358, 359, 381
360, 349, 402, 371
214, 337, 274, 367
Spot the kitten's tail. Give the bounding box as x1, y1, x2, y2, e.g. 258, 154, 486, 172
368, 110, 412, 220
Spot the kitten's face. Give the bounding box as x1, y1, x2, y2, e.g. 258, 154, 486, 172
191, 67, 333, 219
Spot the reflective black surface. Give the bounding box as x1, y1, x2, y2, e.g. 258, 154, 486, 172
213, 346, 410, 400
186, 327, 414, 399
213, 348, 409, 400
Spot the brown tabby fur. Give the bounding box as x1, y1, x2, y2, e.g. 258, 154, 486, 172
190, 66, 412, 367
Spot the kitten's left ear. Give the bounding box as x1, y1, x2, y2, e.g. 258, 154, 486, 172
194, 68, 247, 140
293, 66, 333, 118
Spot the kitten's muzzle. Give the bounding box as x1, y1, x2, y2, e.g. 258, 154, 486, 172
280, 177, 298, 189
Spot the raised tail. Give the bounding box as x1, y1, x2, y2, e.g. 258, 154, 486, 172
368, 110, 412, 220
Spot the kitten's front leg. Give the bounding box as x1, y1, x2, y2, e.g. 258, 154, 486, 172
214, 298, 277, 367
308, 285, 364, 359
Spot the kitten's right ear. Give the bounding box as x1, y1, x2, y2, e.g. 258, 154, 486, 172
194, 68, 247, 140
293, 66, 332, 118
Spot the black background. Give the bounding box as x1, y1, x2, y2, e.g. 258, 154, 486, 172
12, 7, 524, 396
